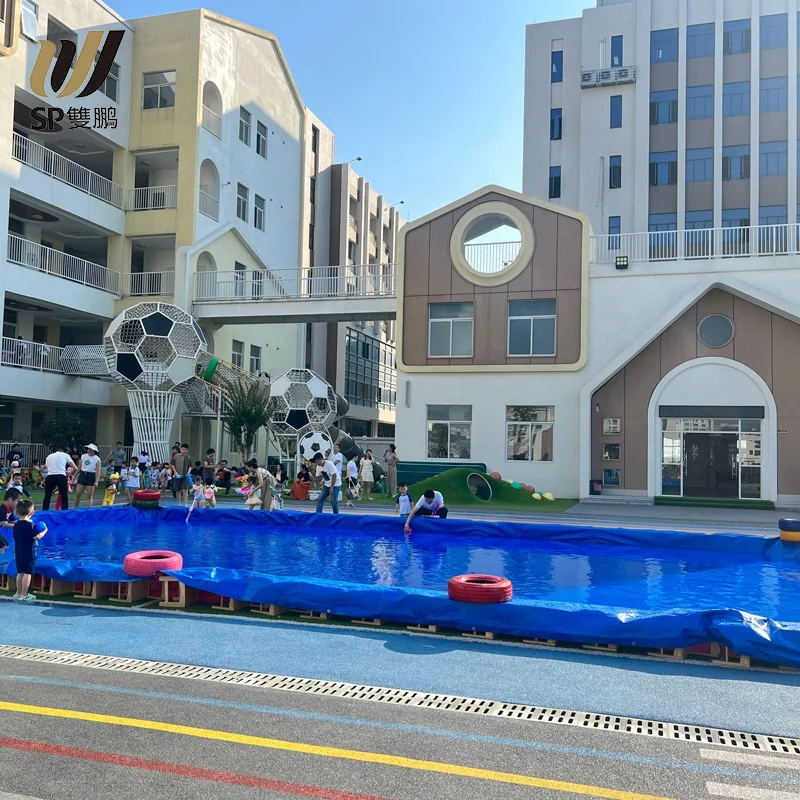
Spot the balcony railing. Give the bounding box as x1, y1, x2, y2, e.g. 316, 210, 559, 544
7, 234, 120, 294
348, 214, 358, 230
199, 188, 219, 221
125, 270, 176, 296
128, 185, 178, 211
201, 105, 222, 138
369, 232, 377, 248
12, 132, 124, 208
591, 223, 800, 265
1, 337, 63, 373
194, 263, 397, 303
463, 240, 522, 274
580, 66, 636, 88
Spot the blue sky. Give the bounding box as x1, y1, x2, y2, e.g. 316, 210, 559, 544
110, 0, 593, 219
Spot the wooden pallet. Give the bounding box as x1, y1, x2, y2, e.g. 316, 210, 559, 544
250, 603, 289, 617
211, 595, 247, 612
109, 580, 149, 604
299, 610, 329, 621
462, 630, 495, 640
407, 624, 438, 634
31, 575, 72, 597
522, 637, 558, 646
73, 581, 113, 600
582, 642, 618, 653
648, 647, 688, 660
351, 617, 383, 626
158, 575, 198, 609
0, 574, 16, 593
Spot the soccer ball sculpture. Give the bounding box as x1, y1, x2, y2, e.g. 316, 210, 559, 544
269, 368, 337, 437
298, 430, 334, 463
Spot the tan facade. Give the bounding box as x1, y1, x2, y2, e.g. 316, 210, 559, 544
591, 288, 800, 495
399, 188, 588, 371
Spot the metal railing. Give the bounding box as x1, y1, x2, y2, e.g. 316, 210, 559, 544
128, 185, 177, 211
1, 337, 63, 373
125, 271, 175, 297
369, 232, 377, 249
580, 66, 637, 88
348, 214, 358, 230
7, 234, 120, 295
0, 443, 135, 468
194, 263, 398, 303
12, 132, 124, 208
198, 188, 219, 221
463, 240, 522, 273
201, 105, 222, 138
591, 223, 800, 264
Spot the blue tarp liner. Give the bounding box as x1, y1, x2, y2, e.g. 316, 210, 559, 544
2, 507, 800, 667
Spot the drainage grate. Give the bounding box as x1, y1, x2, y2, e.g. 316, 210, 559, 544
0, 644, 797, 755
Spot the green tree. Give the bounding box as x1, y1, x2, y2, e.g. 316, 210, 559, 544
40, 410, 95, 451
222, 379, 271, 464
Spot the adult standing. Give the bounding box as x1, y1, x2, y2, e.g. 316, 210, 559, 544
170, 442, 181, 497
42, 446, 72, 511
384, 444, 398, 497
5, 443, 23, 466
110, 441, 126, 473
74, 444, 102, 508
170, 443, 192, 506
331, 443, 344, 503
359, 450, 375, 501
312, 452, 340, 514
202, 449, 218, 485
68, 445, 81, 468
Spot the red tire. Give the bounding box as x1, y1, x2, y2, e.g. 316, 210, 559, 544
133, 489, 161, 503
123, 550, 183, 577
447, 574, 513, 604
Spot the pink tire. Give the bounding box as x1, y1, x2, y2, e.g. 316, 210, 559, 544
123, 550, 183, 577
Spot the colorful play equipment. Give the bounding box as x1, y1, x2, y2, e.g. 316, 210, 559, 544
131, 488, 161, 510
466, 472, 492, 501
123, 549, 183, 577
779, 519, 800, 543
448, 574, 513, 604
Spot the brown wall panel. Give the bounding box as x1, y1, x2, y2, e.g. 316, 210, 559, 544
557, 216, 583, 290
402, 296, 429, 364
722, 53, 751, 83
555, 290, 581, 364
732, 297, 772, 387
659, 307, 697, 376
403, 227, 430, 296
427, 212, 454, 297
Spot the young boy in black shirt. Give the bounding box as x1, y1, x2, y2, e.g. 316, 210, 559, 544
0, 487, 22, 554
12, 498, 47, 602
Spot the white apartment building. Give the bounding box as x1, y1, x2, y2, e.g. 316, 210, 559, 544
0, 0, 397, 460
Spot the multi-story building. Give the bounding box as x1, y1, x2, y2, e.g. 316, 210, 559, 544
394, 0, 800, 507
0, 1, 397, 461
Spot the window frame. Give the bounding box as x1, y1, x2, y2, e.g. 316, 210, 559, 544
760, 76, 788, 113
142, 70, 176, 110
507, 299, 557, 358
650, 28, 678, 63
254, 194, 265, 231
505, 406, 555, 463
236, 183, 249, 222
249, 344, 261, 374
608, 215, 621, 250
649, 90, 679, 125
610, 35, 623, 67
231, 340, 244, 369
427, 302, 474, 359
548, 166, 561, 199
256, 121, 267, 158
549, 108, 562, 141
238, 107, 252, 146
760, 13, 788, 50
686, 84, 713, 120
723, 19, 751, 55
722, 81, 750, 117
551, 50, 563, 83
722, 145, 751, 180
649, 151, 678, 186
609, 95, 622, 128
20, 0, 38, 41
96, 59, 120, 102
759, 141, 788, 177
426, 405, 472, 461
685, 147, 714, 182
686, 22, 714, 58
609, 155, 622, 189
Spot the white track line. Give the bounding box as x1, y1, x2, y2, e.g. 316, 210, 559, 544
707, 783, 800, 798
701, 749, 800, 770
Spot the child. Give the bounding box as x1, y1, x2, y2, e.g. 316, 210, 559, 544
148, 463, 160, 492
12, 498, 47, 602
396, 482, 412, 521
0, 487, 22, 554
31, 460, 45, 489
203, 480, 217, 508
159, 463, 171, 492
54, 464, 74, 511
345, 456, 359, 508
103, 473, 120, 506
244, 475, 261, 509
7, 470, 31, 498
190, 479, 205, 510
272, 465, 287, 511
124, 457, 140, 503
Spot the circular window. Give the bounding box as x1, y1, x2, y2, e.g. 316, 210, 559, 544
698, 314, 734, 348
449, 201, 535, 287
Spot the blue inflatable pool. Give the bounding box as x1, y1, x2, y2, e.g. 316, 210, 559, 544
2, 507, 800, 667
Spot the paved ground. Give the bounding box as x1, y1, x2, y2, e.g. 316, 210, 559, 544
1, 651, 799, 800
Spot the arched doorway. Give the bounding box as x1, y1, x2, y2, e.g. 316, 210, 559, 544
198, 159, 220, 221
201, 81, 223, 137
195, 250, 217, 300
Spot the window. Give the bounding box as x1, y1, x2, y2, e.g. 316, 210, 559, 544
142, 71, 176, 109
551, 50, 563, 83
238, 107, 251, 145
686, 85, 713, 119
687, 22, 714, 58
256, 121, 267, 158
97, 61, 119, 102
759, 205, 787, 225
609, 155, 622, 189
610, 35, 623, 67
308, 222, 314, 250
254, 194, 265, 231
686, 148, 714, 182
20, 0, 37, 40
760, 141, 787, 176
609, 95, 622, 128
2, 309, 17, 339
685, 210, 714, 256
649, 151, 678, 186
760, 77, 787, 113
650, 90, 678, 124
426, 405, 472, 460
723, 19, 751, 55
722, 145, 750, 180
760, 13, 787, 49
548, 166, 561, 199
550, 108, 562, 140
428, 302, 473, 358
249, 345, 261, 374
698, 315, 734, 348
608, 215, 621, 250
649, 213, 677, 232
345, 329, 396, 411
759, 206, 789, 253
506, 406, 555, 462
231, 340, 244, 369
311, 125, 319, 154
648, 213, 678, 256
309, 176, 316, 205
234, 262, 246, 297
650, 28, 678, 63
722, 208, 750, 228
236, 184, 249, 221
722, 82, 750, 117
508, 299, 556, 357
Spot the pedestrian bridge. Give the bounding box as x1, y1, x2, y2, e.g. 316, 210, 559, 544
191, 264, 397, 324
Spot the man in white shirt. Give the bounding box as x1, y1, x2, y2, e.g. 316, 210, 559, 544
312, 453, 341, 514
43, 446, 73, 511
74, 444, 102, 509
403, 489, 448, 533
331, 443, 344, 502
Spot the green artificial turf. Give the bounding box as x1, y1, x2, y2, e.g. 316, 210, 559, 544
405, 468, 576, 512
